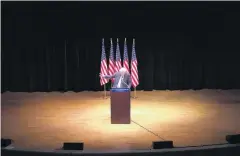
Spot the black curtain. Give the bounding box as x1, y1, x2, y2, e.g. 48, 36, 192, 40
2, 1, 240, 92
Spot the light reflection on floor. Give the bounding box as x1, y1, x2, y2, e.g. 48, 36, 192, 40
1, 90, 240, 150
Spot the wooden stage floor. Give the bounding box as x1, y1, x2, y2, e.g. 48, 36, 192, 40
1, 90, 240, 151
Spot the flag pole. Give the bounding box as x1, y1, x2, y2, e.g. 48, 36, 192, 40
104, 84, 107, 99
109, 82, 113, 98
133, 87, 137, 98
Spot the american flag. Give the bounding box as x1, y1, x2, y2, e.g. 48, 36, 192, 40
108, 38, 115, 82
131, 39, 139, 88
100, 38, 108, 86
123, 38, 129, 73
115, 38, 122, 72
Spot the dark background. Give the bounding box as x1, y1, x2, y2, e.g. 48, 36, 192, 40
2, 1, 240, 92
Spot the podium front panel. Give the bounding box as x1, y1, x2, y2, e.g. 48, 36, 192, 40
110, 88, 130, 124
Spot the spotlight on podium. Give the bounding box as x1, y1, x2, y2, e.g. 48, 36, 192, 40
152, 141, 174, 149
62, 142, 84, 150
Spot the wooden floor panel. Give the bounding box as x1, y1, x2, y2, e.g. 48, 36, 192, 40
1, 90, 240, 151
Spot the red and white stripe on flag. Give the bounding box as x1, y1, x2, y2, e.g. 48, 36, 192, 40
100, 59, 108, 86
131, 60, 139, 87
108, 38, 115, 82
100, 38, 108, 86
131, 39, 139, 88
123, 38, 130, 73
123, 61, 129, 73
115, 38, 122, 72
115, 61, 122, 72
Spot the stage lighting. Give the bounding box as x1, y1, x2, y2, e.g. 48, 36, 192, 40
152, 141, 174, 149
62, 142, 84, 150
226, 134, 240, 144
1, 138, 12, 148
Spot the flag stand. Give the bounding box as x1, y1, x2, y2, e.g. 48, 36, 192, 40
103, 84, 108, 99
109, 82, 113, 98
132, 88, 137, 99
109, 81, 113, 99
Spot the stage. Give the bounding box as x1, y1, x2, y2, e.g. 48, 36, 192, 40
1, 90, 240, 151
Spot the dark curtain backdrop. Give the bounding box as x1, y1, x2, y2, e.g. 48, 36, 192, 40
2, 1, 240, 92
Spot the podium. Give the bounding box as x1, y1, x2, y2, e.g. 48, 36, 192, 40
110, 88, 131, 124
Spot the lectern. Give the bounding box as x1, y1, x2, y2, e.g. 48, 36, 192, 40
110, 88, 131, 124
